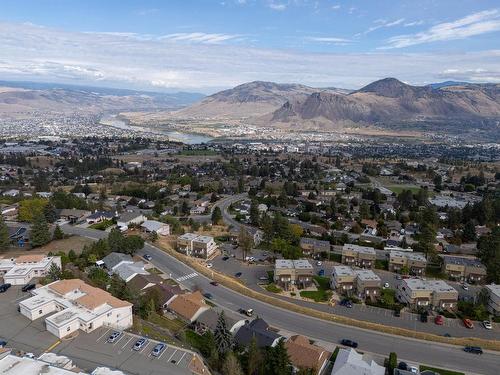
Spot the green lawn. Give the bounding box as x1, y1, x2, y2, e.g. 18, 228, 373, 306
387, 185, 421, 194
313, 275, 331, 290
419, 365, 464, 375
265, 283, 282, 293
300, 289, 332, 302
375, 259, 388, 270
89, 219, 114, 230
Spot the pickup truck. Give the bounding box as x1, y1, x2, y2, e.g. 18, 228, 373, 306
238, 308, 254, 317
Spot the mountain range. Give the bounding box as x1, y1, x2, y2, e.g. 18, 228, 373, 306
0, 81, 204, 118
170, 78, 500, 137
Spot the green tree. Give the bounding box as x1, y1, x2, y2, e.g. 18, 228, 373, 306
31, 212, 51, 247
388, 352, 398, 374
68, 249, 77, 263
222, 351, 243, 375
0, 216, 10, 251
18, 198, 48, 222
264, 338, 292, 375
108, 228, 125, 252
212, 207, 223, 225
246, 336, 262, 375
477, 227, 500, 283
43, 202, 57, 223
462, 220, 477, 243
46, 262, 62, 282
88, 267, 110, 289
53, 224, 64, 240
122, 235, 144, 255
250, 201, 260, 226
214, 311, 233, 357
239, 227, 254, 261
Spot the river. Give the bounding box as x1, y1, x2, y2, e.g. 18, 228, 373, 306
99, 115, 213, 144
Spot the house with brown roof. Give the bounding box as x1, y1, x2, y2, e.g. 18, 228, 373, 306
166, 291, 209, 323
0, 254, 61, 285
285, 335, 330, 375
19, 279, 133, 338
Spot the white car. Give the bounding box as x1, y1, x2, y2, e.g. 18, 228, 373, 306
206, 263, 213, 268
316, 261, 322, 266
483, 321, 492, 330
462, 284, 469, 290
383, 282, 390, 289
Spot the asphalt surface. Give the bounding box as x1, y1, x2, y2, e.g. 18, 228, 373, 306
61, 221, 500, 375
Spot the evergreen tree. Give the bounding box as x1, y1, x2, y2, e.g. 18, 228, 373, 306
214, 311, 233, 357
246, 336, 262, 375
43, 202, 57, 223
212, 207, 223, 225
31, 212, 51, 247
0, 216, 10, 251
261, 214, 274, 246
68, 249, 77, 263
462, 220, 477, 243
108, 228, 125, 252
250, 201, 260, 226
53, 224, 64, 240
238, 227, 254, 261
264, 338, 292, 375
47, 263, 62, 281
222, 352, 243, 375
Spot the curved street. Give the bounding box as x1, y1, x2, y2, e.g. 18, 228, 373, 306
62, 222, 500, 375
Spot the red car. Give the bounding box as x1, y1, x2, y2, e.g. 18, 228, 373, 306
435, 315, 444, 325
463, 319, 474, 329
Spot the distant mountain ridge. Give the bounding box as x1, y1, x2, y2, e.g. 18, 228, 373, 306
0, 80, 204, 117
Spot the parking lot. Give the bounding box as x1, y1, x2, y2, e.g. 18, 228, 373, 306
0, 286, 199, 375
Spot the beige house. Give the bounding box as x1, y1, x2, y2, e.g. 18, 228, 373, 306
177, 233, 217, 259
274, 259, 314, 290
19, 279, 133, 338
299, 237, 331, 256
485, 284, 500, 316
167, 291, 210, 323
341, 244, 376, 269
285, 335, 330, 375
0, 255, 62, 285
354, 269, 381, 298
396, 279, 458, 310
330, 266, 356, 292
441, 256, 487, 283
389, 251, 427, 276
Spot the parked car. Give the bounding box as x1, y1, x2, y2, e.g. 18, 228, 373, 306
222, 256, 229, 261
464, 346, 483, 355
235, 272, 242, 278
151, 343, 166, 357
210, 281, 219, 286
0, 340, 7, 348
434, 315, 444, 325
0, 283, 11, 293
318, 269, 325, 277
340, 339, 358, 348
482, 321, 492, 330
316, 261, 322, 266
107, 331, 122, 343
339, 299, 352, 308
133, 338, 148, 351
203, 293, 214, 300
393, 309, 401, 317
238, 308, 254, 317
420, 312, 428, 323
463, 318, 474, 329
462, 283, 469, 290
143, 254, 152, 261
259, 276, 269, 281
22, 283, 36, 292
383, 282, 390, 289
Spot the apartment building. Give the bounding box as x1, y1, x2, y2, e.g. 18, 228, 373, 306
442, 256, 487, 283
330, 266, 356, 292
396, 279, 458, 310
341, 244, 376, 269
485, 284, 500, 316
0, 254, 61, 285
299, 237, 331, 256
389, 251, 427, 276
177, 233, 217, 259
354, 269, 381, 298
274, 259, 314, 290
19, 279, 133, 338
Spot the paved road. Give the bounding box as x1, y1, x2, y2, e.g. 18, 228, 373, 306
62, 224, 500, 375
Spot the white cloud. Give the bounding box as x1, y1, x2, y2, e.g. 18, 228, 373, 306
1, 22, 499, 92
383, 9, 500, 49
268, 2, 287, 11
331, 4, 340, 10
358, 18, 405, 36
404, 20, 424, 27
160, 32, 242, 44
305, 36, 351, 44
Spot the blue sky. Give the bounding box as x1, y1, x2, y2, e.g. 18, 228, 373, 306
0, 0, 499, 92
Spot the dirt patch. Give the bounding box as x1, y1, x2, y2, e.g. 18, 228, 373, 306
4, 236, 94, 257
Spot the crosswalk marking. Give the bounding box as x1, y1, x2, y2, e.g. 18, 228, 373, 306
176, 272, 198, 282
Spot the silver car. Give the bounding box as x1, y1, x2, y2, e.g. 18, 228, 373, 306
107, 331, 122, 343
133, 337, 148, 351
151, 343, 166, 357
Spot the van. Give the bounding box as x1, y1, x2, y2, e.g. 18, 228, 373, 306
22, 283, 36, 292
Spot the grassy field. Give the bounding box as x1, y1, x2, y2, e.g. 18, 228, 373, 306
387, 185, 421, 194
265, 283, 282, 293
300, 289, 332, 302
89, 219, 115, 230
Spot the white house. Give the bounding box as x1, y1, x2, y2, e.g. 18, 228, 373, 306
141, 220, 170, 236
116, 211, 146, 229
19, 279, 133, 338
0, 254, 61, 285
331, 348, 385, 375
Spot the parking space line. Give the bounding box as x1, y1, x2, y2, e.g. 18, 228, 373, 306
167, 349, 178, 362
177, 352, 187, 365
121, 336, 133, 349
96, 329, 111, 342
157, 347, 168, 360
113, 333, 126, 346
139, 341, 152, 354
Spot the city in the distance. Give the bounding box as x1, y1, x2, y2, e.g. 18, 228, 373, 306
0, 1, 499, 375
